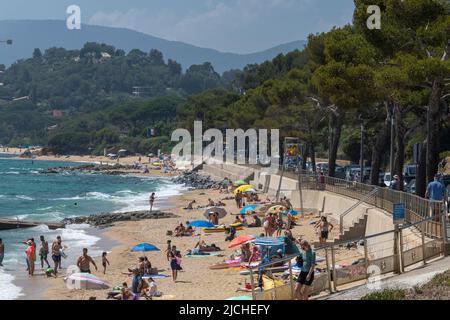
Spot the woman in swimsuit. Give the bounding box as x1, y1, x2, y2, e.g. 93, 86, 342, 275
315, 216, 334, 244
169, 246, 178, 282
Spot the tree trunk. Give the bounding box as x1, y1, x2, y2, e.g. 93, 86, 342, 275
310, 141, 316, 172
328, 108, 343, 177
393, 103, 405, 191
426, 80, 442, 184
416, 141, 427, 198
370, 113, 390, 186
302, 142, 309, 170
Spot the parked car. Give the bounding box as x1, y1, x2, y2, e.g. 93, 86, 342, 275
335, 166, 346, 179
406, 179, 416, 194
403, 164, 416, 184
383, 172, 391, 187
315, 162, 329, 173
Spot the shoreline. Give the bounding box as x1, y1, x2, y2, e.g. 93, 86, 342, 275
0, 153, 184, 300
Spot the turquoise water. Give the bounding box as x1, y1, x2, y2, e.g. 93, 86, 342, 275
0, 154, 184, 299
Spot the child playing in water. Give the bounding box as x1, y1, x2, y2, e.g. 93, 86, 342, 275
102, 252, 110, 274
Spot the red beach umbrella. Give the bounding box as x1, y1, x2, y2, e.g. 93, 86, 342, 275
228, 235, 256, 248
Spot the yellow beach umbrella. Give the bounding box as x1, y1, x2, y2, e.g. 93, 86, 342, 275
234, 184, 254, 194
267, 205, 286, 214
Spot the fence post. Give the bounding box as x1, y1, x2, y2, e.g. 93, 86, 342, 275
331, 246, 337, 292
399, 228, 404, 273
288, 259, 295, 300
441, 204, 448, 257
421, 225, 427, 266
325, 248, 333, 293
393, 224, 400, 274
363, 240, 369, 280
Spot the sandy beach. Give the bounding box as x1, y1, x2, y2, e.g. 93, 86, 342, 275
39, 187, 362, 300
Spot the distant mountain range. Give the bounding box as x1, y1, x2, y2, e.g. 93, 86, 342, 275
0, 20, 306, 73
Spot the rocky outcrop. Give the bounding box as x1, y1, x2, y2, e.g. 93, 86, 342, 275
171, 171, 227, 189
40, 164, 137, 175
62, 210, 177, 227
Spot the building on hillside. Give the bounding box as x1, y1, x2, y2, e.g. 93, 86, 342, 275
52, 109, 63, 118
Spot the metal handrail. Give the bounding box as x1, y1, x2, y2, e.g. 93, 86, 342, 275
339, 187, 379, 234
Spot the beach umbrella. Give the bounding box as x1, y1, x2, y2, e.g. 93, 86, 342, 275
283, 209, 298, 216
259, 202, 284, 213
267, 205, 286, 214
228, 235, 256, 248
188, 220, 215, 228
66, 273, 109, 290
253, 237, 285, 247
234, 185, 254, 194
233, 180, 247, 186
243, 188, 256, 194
203, 207, 227, 219
130, 243, 160, 252
240, 204, 258, 214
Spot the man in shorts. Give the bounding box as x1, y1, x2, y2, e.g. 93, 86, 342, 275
39, 235, 51, 269
77, 248, 98, 273
295, 240, 316, 300
52, 236, 62, 273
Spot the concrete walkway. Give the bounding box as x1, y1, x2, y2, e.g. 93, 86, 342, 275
321, 256, 450, 300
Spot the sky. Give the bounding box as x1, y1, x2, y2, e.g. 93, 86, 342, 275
0, 0, 355, 53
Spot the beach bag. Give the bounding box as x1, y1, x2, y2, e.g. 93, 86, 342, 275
166, 230, 173, 236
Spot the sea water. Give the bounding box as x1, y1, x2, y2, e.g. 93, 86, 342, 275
0, 154, 185, 299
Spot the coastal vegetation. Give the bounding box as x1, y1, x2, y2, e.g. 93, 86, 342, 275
0, 0, 448, 196
361, 269, 450, 300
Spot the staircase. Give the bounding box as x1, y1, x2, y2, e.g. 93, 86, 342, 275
334, 215, 368, 244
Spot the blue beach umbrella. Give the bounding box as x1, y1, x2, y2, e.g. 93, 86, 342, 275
253, 237, 285, 247
239, 204, 258, 214
283, 209, 298, 216
130, 243, 160, 252
188, 220, 215, 228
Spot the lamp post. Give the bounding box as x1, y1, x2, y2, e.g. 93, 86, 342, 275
359, 114, 364, 183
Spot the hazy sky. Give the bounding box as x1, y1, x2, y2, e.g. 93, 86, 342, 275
0, 0, 355, 53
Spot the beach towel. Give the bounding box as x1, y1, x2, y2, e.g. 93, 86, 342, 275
186, 252, 220, 258
142, 274, 169, 279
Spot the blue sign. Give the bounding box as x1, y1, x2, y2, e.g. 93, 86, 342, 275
393, 203, 405, 224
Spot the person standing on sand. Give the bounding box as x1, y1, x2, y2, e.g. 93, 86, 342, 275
25, 240, 36, 276
39, 235, 51, 269
77, 248, 98, 273
102, 252, 110, 274
315, 216, 334, 244
235, 191, 243, 208
169, 245, 179, 282
165, 240, 172, 261
0, 238, 4, 267
52, 236, 62, 273
149, 192, 155, 212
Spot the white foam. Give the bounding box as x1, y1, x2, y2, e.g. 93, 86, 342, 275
14, 211, 66, 221
0, 269, 24, 300
111, 183, 187, 212
15, 195, 34, 201
61, 224, 101, 253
